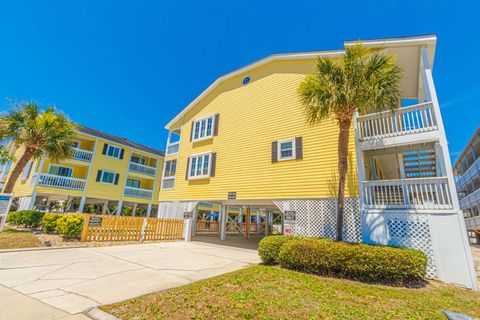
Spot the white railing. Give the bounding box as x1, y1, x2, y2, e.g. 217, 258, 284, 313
166, 142, 179, 156
37, 174, 86, 190
357, 102, 437, 141
363, 177, 453, 210
70, 147, 93, 162
465, 216, 480, 230
124, 186, 153, 199
129, 162, 156, 176
161, 177, 175, 189
456, 157, 480, 192
460, 188, 480, 209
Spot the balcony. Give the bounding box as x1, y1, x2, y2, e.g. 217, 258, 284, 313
460, 188, 480, 210
124, 186, 153, 199
362, 177, 453, 211
456, 157, 480, 192
166, 142, 179, 156
36, 174, 86, 191
465, 216, 480, 231
129, 162, 156, 176
356, 102, 439, 149
70, 148, 93, 162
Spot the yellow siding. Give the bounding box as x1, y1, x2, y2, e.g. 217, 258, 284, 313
160, 59, 358, 201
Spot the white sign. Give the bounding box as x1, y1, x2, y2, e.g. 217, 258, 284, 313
0, 193, 13, 232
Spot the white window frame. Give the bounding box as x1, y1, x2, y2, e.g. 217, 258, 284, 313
188, 152, 212, 180
161, 159, 177, 190
71, 140, 81, 149
106, 145, 122, 159
126, 178, 141, 189
48, 164, 74, 177
192, 115, 215, 142
278, 138, 296, 161
100, 170, 116, 185
20, 161, 34, 180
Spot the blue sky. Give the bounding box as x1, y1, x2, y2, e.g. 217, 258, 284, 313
0, 1, 478, 161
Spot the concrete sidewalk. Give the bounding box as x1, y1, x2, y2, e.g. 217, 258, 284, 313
0, 241, 260, 317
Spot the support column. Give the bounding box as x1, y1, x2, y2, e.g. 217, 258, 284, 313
264, 210, 269, 237
220, 204, 227, 241
27, 191, 37, 210
102, 200, 108, 215
116, 200, 123, 216
191, 205, 198, 236
78, 195, 86, 213
132, 203, 138, 216
244, 206, 250, 240
146, 203, 152, 217
256, 210, 260, 234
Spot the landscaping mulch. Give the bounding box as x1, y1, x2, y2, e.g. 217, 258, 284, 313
102, 265, 480, 320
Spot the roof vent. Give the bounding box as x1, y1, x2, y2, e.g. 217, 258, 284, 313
242, 76, 251, 85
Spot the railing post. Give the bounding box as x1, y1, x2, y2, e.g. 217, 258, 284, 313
353, 111, 366, 212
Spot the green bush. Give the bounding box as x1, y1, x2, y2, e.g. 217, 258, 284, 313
258, 235, 300, 264
277, 238, 427, 284
41, 213, 63, 233
6, 210, 44, 228
55, 214, 84, 238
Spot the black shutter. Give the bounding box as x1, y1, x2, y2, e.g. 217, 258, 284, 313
190, 122, 194, 142
119, 148, 125, 159
102, 143, 108, 155
210, 153, 217, 177
271, 141, 278, 163
114, 173, 119, 185
295, 137, 303, 160
185, 158, 190, 180
213, 114, 220, 136
96, 170, 102, 182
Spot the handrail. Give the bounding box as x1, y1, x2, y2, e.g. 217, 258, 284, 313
70, 147, 94, 162
129, 162, 156, 176
456, 157, 480, 190
37, 174, 87, 190
363, 177, 452, 210
124, 186, 153, 199
356, 102, 433, 120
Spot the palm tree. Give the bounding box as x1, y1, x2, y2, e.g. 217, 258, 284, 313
0, 102, 76, 193
298, 44, 402, 241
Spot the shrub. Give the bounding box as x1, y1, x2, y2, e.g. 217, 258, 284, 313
258, 235, 300, 264
277, 238, 427, 284
6, 210, 44, 228
55, 214, 84, 238
41, 213, 63, 233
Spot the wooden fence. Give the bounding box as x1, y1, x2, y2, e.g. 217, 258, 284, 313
195, 220, 219, 235
81, 214, 185, 242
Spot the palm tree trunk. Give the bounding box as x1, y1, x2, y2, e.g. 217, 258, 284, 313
3, 148, 35, 194
336, 117, 352, 241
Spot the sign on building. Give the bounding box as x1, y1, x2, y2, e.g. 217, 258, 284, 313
228, 192, 237, 200
0, 194, 13, 232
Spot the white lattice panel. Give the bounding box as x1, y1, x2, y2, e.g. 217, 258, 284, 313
158, 201, 198, 219
385, 214, 437, 278
273, 198, 361, 243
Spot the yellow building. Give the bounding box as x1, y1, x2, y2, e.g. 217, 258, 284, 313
0, 125, 164, 216
157, 35, 478, 290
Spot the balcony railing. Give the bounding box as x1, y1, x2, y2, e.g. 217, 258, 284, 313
36, 174, 86, 191
70, 148, 93, 162
362, 177, 453, 210
456, 157, 480, 192
460, 188, 480, 210
465, 216, 480, 230
129, 162, 156, 176
166, 142, 179, 156
357, 102, 437, 141
124, 186, 153, 199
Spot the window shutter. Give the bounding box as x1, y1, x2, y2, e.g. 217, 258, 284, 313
210, 153, 217, 177
96, 170, 102, 182
114, 173, 120, 185
271, 141, 278, 163
102, 143, 108, 155
185, 158, 190, 180
295, 137, 303, 160
119, 149, 125, 159
190, 122, 194, 142
213, 114, 220, 136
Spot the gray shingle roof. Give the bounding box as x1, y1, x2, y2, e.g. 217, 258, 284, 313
77, 125, 164, 157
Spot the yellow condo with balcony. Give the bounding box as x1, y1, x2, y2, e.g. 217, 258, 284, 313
0, 125, 164, 216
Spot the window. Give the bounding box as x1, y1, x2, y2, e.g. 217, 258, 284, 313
21, 161, 33, 180
188, 153, 212, 179
101, 171, 116, 184
164, 159, 177, 177
192, 116, 215, 141
48, 165, 73, 177
278, 139, 296, 161
106, 145, 121, 158
126, 178, 141, 188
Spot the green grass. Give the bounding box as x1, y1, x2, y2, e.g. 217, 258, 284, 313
0, 227, 43, 249
102, 265, 480, 320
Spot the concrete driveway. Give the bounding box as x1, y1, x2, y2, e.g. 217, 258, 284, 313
0, 241, 260, 315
